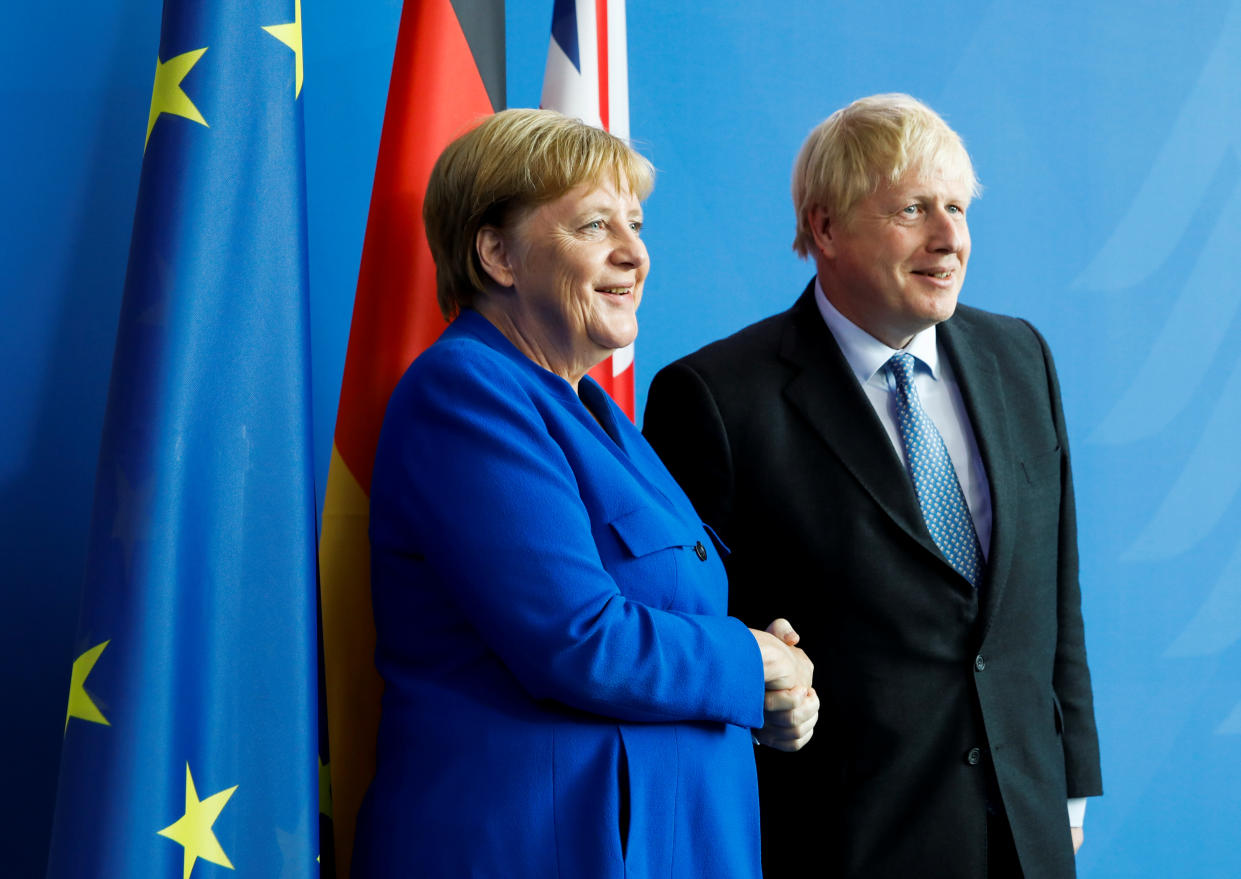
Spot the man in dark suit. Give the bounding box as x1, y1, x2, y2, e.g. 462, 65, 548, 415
643, 94, 1102, 878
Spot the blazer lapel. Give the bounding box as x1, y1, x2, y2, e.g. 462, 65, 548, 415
938, 314, 1018, 627
778, 285, 949, 570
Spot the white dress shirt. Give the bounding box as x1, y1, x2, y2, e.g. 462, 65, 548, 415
813, 280, 993, 556
813, 279, 1087, 828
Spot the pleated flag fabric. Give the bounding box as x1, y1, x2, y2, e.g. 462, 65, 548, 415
317, 2, 504, 876
45, 1, 320, 877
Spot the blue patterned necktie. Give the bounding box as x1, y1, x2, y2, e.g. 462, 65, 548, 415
886, 352, 984, 588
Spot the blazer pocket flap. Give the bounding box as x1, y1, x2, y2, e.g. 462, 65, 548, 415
1020, 446, 1062, 484
609, 506, 690, 558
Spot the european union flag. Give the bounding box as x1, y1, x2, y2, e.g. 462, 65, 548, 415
45, 1, 319, 877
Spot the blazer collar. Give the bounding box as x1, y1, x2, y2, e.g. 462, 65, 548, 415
779, 282, 950, 576
449, 308, 690, 517
938, 313, 1018, 627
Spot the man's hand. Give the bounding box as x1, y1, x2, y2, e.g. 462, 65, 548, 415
750, 618, 814, 690
749, 619, 818, 751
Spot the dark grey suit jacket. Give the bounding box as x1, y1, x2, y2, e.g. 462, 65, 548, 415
643, 283, 1102, 879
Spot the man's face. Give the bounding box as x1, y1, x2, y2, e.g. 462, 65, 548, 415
814, 167, 972, 349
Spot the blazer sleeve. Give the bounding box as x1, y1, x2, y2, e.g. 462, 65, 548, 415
1028, 320, 1104, 797
372, 345, 765, 729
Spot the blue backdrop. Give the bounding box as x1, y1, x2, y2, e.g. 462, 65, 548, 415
3, 1, 1238, 876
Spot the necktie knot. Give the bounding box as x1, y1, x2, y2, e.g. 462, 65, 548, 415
886, 351, 918, 389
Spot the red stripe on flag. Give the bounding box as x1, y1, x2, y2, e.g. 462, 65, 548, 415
333, 0, 496, 493
586, 359, 634, 417
596, 0, 610, 130
322, 2, 501, 877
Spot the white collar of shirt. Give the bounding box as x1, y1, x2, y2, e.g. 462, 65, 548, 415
811, 275, 994, 561
813, 278, 941, 386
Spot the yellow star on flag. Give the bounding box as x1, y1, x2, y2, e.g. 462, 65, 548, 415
65, 640, 111, 733
158, 764, 238, 879
263, 0, 304, 98
146, 47, 209, 151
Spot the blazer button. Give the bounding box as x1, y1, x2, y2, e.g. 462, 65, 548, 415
965, 747, 982, 766
694, 541, 708, 561
974, 655, 986, 672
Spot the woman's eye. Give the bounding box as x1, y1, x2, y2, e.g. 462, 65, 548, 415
582, 220, 603, 231
902, 204, 919, 215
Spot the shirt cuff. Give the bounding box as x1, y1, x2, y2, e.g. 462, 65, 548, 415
1067, 798, 1087, 827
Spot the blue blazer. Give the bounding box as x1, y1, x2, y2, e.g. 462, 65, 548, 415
353, 309, 765, 878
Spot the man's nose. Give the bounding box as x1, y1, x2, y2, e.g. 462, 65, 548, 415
927, 208, 966, 252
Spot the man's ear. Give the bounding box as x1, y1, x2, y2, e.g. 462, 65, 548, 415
476, 226, 516, 288
808, 205, 836, 260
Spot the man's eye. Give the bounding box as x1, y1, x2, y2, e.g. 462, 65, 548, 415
583, 220, 603, 231
902, 205, 919, 215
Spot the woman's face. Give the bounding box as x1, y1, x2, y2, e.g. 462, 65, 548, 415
501, 178, 648, 381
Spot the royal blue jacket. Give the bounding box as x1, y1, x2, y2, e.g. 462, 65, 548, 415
352, 309, 765, 878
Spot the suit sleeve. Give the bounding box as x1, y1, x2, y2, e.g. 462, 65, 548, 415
1027, 321, 1104, 798
373, 347, 764, 729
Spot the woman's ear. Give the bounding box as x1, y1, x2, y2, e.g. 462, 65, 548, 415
476, 226, 516, 288
808, 205, 838, 260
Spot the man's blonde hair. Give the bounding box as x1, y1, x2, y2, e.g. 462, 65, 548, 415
791, 94, 980, 257
424, 108, 655, 318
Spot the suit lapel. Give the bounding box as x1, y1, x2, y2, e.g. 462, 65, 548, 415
779, 286, 950, 571
938, 313, 1018, 627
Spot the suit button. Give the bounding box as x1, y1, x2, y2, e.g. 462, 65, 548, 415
694, 541, 708, 561
974, 655, 986, 672
965, 747, 982, 766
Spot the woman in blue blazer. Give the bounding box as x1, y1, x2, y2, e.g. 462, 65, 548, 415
350, 109, 818, 878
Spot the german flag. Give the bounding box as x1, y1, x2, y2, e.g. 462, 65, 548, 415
319, 3, 504, 876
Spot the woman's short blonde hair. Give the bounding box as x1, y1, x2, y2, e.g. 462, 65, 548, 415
424, 108, 655, 319
791, 94, 981, 258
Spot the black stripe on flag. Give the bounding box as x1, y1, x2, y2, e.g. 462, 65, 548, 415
451, 0, 507, 111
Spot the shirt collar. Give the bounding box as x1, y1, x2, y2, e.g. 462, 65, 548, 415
813, 277, 941, 384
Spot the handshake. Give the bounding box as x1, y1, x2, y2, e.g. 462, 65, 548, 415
749, 618, 819, 752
